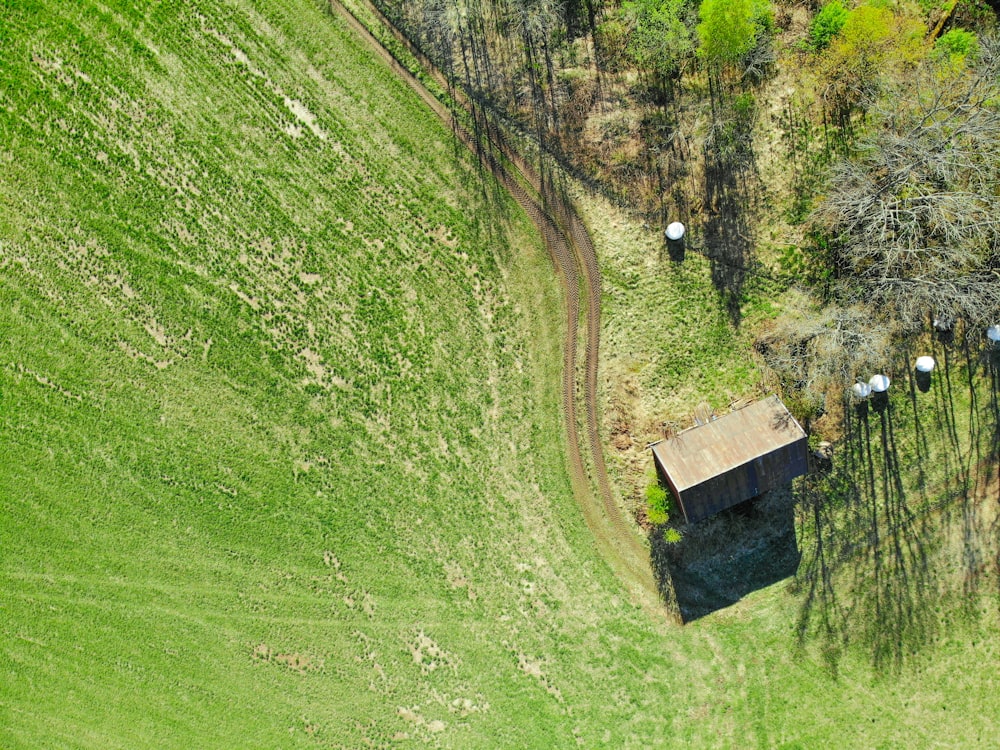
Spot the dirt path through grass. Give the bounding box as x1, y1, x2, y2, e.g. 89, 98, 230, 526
328, 0, 662, 611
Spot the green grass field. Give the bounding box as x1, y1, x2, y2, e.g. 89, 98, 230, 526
2, 1, 999, 747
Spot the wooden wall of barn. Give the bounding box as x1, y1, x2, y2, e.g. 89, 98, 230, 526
673, 439, 808, 524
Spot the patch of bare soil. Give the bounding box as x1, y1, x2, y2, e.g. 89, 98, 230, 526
251, 643, 324, 673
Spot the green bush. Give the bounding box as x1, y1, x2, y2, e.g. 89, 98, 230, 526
646, 481, 671, 525
596, 18, 630, 71
697, 0, 773, 66
733, 90, 756, 119
809, 0, 848, 50
623, 0, 694, 82
934, 29, 978, 63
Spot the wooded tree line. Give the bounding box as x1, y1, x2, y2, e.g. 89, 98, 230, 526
762, 28, 1000, 404
371, 0, 1000, 405
369, 0, 773, 193
373, 0, 583, 143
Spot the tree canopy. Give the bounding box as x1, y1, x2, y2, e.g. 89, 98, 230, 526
624, 0, 694, 83
696, 0, 772, 67
813, 40, 1000, 332
818, 5, 925, 118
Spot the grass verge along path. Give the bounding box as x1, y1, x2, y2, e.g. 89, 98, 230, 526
332, 0, 660, 612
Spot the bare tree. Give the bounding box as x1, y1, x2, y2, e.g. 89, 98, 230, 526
757, 304, 894, 398
812, 37, 1000, 334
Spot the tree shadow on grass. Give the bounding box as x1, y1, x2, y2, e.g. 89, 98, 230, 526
458, 102, 515, 241
910, 334, 999, 623
983, 347, 1000, 605
703, 161, 753, 328
794, 396, 939, 674
650, 488, 800, 622
700, 90, 758, 327
794, 344, 1000, 674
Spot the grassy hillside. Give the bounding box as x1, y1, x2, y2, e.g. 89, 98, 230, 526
2, 1, 999, 748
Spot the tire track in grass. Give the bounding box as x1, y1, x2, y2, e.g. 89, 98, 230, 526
328, 0, 662, 612
479, 117, 656, 604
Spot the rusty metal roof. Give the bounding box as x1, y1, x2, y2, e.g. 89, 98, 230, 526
652, 395, 806, 491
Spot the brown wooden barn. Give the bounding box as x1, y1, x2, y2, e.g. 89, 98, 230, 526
651, 395, 808, 524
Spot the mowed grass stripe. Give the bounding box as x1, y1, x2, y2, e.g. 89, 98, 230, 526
1, 0, 625, 745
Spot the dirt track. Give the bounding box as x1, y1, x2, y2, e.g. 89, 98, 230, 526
329, 0, 662, 610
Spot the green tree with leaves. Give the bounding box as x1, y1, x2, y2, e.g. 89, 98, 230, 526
809, 0, 848, 51
818, 5, 925, 123
623, 0, 694, 91
934, 28, 978, 66
696, 0, 772, 69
